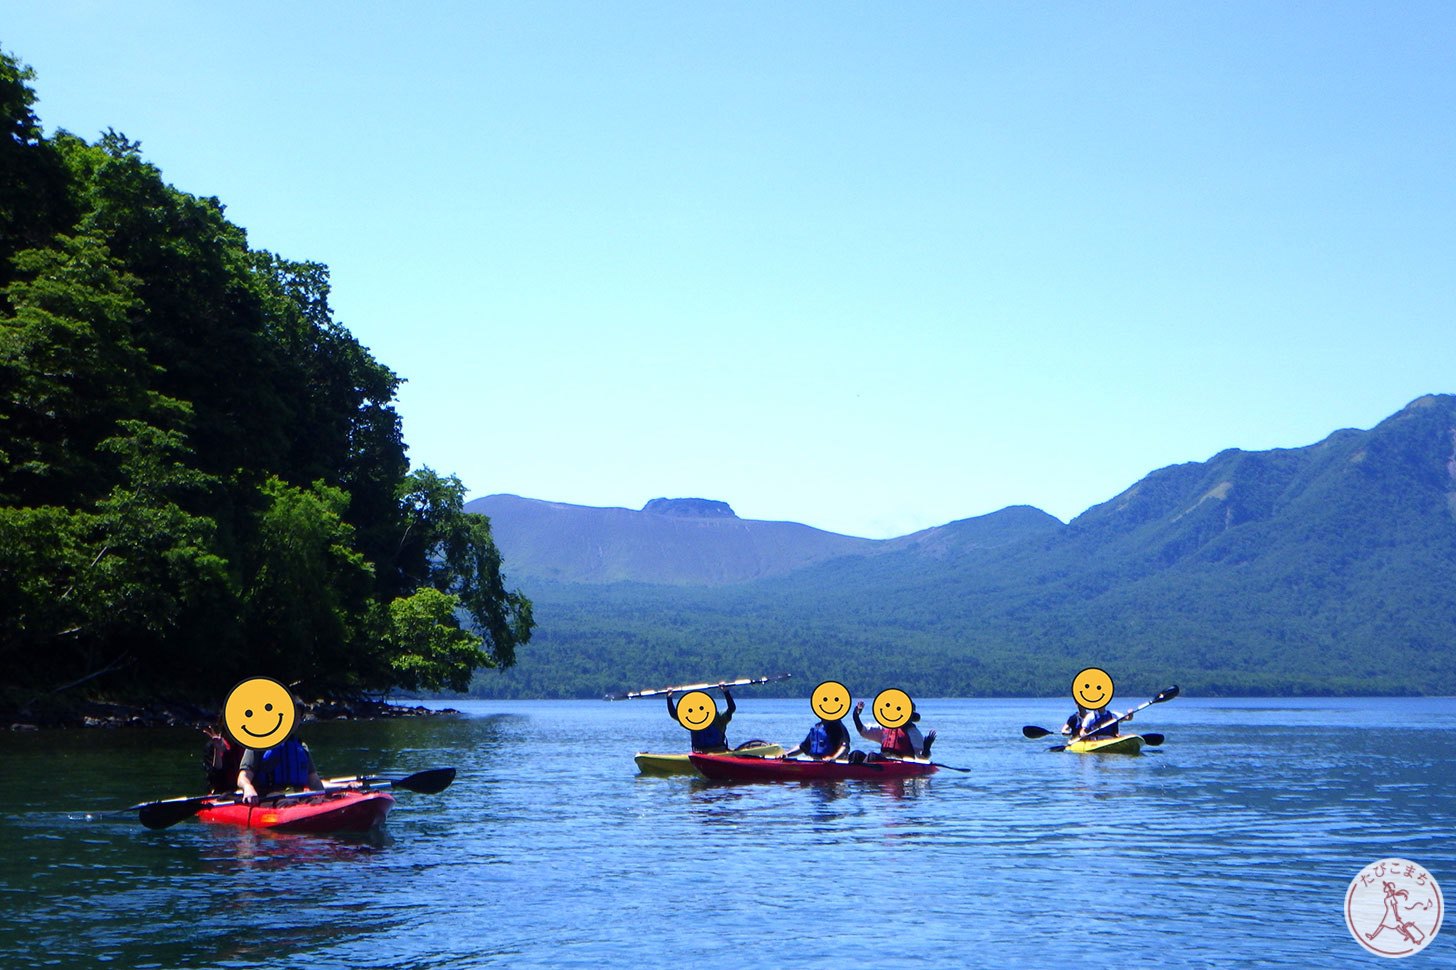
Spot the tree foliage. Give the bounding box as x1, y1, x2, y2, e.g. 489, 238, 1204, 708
0, 49, 531, 702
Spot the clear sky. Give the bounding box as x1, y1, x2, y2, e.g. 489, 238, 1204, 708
7, 3, 1454, 538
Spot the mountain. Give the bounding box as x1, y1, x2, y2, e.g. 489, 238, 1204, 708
467, 494, 1064, 585
465, 395, 1456, 698
465, 494, 876, 584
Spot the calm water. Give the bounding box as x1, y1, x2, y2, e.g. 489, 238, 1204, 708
2, 696, 1453, 969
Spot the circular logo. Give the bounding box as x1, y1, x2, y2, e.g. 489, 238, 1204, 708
872, 688, 914, 729
674, 690, 717, 732
1071, 666, 1114, 710
1345, 858, 1443, 958
810, 681, 851, 721
222, 676, 297, 750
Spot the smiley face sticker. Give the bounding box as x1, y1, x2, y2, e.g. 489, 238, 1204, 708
223, 676, 297, 749
872, 688, 914, 728
811, 681, 851, 721
674, 690, 718, 732
1072, 667, 1114, 710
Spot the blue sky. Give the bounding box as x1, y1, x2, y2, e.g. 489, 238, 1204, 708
7, 3, 1454, 538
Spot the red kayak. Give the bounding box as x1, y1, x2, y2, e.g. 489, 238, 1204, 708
689, 753, 938, 783
197, 790, 394, 833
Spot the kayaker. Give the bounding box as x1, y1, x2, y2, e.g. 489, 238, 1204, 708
1062, 704, 1131, 740
784, 680, 853, 760
784, 718, 851, 760
666, 688, 735, 752
853, 700, 936, 760
237, 728, 325, 804
201, 723, 245, 793
1063, 667, 1130, 740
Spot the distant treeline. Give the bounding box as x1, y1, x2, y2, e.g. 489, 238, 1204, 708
457, 575, 1440, 701
0, 50, 532, 710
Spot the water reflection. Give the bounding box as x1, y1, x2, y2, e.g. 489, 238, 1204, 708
198, 826, 390, 871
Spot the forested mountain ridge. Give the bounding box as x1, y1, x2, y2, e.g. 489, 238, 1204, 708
0, 50, 531, 717
468, 396, 1456, 698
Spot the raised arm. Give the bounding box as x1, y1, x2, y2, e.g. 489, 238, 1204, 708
852, 701, 880, 742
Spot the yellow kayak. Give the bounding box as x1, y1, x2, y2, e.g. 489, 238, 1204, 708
635, 743, 783, 776
1065, 734, 1144, 755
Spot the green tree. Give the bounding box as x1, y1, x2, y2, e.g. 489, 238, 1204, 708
0, 50, 71, 281
0, 233, 151, 506
385, 588, 484, 692
395, 468, 534, 670
78, 416, 230, 676
242, 476, 376, 690
0, 49, 532, 706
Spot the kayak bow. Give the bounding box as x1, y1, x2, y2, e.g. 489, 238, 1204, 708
1063, 734, 1144, 755
636, 744, 784, 776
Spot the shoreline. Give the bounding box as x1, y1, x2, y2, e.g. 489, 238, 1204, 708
4, 695, 459, 732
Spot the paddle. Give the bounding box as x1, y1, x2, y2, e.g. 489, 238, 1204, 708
783, 753, 969, 773
132, 767, 457, 830
320, 767, 456, 795
1024, 685, 1180, 750
605, 673, 791, 701
869, 756, 970, 773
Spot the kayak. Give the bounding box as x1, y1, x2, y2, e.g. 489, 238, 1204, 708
688, 753, 938, 783
1065, 734, 1144, 755
197, 790, 394, 833
636, 743, 784, 776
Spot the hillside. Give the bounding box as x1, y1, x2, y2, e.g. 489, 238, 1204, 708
463, 395, 1456, 698
467, 494, 1063, 585
465, 494, 878, 584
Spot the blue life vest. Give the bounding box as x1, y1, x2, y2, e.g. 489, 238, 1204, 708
258, 739, 312, 790
692, 722, 727, 751
806, 722, 833, 757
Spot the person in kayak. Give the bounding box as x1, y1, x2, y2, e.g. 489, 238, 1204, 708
1063, 666, 1130, 740
201, 723, 245, 793
852, 700, 936, 759
1062, 704, 1131, 740
784, 680, 853, 760
237, 728, 325, 804
784, 717, 851, 760
667, 688, 735, 752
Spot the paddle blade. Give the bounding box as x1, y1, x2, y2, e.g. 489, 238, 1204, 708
1152, 685, 1180, 704
1022, 725, 1054, 739
138, 796, 215, 830
393, 767, 455, 794
1141, 733, 1165, 746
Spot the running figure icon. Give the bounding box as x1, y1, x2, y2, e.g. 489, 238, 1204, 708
1366, 880, 1427, 947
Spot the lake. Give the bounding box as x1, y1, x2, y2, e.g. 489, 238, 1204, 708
2, 696, 1453, 968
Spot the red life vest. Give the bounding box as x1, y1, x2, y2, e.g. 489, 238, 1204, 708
880, 727, 915, 757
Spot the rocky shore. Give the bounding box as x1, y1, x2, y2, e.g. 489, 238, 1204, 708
5, 694, 457, 731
